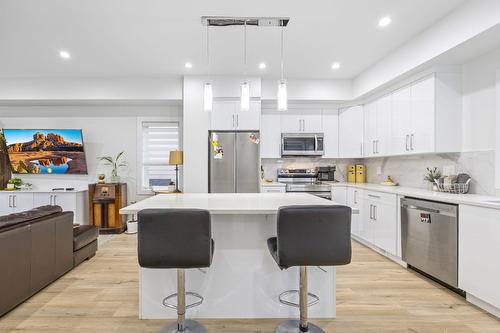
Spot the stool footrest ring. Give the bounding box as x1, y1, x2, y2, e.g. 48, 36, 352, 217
278, 289, 320, 308
162, 292, 204, 310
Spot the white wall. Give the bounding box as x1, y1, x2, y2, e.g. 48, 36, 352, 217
0, 78, 182, 101
462, 48, 500, 152
261, 78, 352, 101
0, 105, 181, 202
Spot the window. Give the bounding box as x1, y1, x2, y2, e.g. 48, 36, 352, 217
138, 120, 180, 193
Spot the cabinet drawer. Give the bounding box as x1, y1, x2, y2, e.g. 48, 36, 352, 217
260, 186, 286, 193
364, 190, 397, 204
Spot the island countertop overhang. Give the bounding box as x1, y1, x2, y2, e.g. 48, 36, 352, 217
120, 192, 359, 215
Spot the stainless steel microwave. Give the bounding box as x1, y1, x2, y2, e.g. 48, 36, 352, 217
281, 133, 324, 156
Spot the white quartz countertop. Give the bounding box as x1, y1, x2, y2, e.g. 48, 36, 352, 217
326, 182, 500, 209
0, 189, 87, 193
120, 192, 359, 215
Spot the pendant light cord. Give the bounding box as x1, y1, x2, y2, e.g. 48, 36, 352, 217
206, 25, 210, 75
243, 20, 247, 78
280, 26, 285, 82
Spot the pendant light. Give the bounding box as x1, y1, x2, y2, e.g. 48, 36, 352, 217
203, 25, 213, 112
277, 25, 287, 111
240, 21, 250, 111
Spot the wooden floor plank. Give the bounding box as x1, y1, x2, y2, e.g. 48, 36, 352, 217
1, 234, 498, 333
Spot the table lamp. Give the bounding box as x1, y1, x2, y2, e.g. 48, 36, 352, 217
169, 150, 183, 193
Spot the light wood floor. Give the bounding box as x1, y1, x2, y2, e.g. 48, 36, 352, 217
1, 235, 498, 333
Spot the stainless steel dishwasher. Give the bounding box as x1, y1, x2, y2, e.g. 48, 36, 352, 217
401, 197, 459, 289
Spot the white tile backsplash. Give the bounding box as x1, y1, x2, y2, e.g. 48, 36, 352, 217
262, 150, 496, 196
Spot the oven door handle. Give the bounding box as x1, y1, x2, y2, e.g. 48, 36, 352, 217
314, 135, 318, 152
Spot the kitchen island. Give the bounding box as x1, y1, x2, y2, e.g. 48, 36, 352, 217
120, 193, 358, 319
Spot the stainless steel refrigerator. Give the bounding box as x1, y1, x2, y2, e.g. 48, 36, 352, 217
209, 131, 260, 193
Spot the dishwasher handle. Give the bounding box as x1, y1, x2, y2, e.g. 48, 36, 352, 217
402, 204, 441, 214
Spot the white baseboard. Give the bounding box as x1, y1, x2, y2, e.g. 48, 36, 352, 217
351, 235, 407, 267
466, 293, 500, 318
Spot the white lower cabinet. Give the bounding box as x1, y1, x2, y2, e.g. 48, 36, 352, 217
354, 189, 398, 256
346, 187, 364, 238
260, 184, 286, 193
0, 190, 88, 224
331, 186, 347, 205
0, 192, 34, 215
459, 205, 500, 310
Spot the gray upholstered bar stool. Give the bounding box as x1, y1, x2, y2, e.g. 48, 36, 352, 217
138, 209, 214, 333
267, 205, 352, 333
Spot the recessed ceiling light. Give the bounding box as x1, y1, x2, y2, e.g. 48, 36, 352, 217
378, 16, 392, 27
59, 50, 71, 59
258, 62, 267, 69
331, 62, 340, 70
185, 62, 193, 69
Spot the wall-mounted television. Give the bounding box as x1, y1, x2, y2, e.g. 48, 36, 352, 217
3, 129, 88, 174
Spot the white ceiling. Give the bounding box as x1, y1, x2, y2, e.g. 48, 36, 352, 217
0, 0, 466, 79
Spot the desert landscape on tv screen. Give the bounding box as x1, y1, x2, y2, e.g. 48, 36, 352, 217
3, 129, 88, 174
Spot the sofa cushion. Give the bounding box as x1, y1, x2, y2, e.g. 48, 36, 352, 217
73, 225, 99, 251
0, 205, 63, 231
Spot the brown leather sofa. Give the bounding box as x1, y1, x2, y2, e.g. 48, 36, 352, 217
0, 205, 74, 317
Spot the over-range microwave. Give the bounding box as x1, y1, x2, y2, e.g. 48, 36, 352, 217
281, 133, 324, 156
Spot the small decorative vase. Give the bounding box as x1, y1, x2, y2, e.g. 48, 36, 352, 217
432, 183, 439, 192
109, 175, 121, 183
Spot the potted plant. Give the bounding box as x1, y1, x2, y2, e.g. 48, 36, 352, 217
97, 152, 127, 183
424, 167, 442, 191
7, 177, 23, 190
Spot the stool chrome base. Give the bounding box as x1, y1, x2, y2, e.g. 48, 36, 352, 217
159, 319, 208, 333
275, 320, 325, 333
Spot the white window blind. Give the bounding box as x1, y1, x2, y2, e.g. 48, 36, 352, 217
140, 121, 180, 191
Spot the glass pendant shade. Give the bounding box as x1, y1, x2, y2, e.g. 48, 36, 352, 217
203, 82, 213, 112
240, 81, 250, 111
277, 80, 288, 111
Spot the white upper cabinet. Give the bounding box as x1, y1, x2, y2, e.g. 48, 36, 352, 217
322, 110, 339, 158
210, 100, 261, 131
391, 86, 412, 154
364, 95, 392, 157
236, 100, 261, 130
280, 111, 322, 133
410, 76, 435, 154
364, 101, 378, 157
390, 73, 461, 155
260, 113, 281, 158
339, 106, 364, 158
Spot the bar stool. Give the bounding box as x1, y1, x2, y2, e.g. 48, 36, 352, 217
267, 205, 352, 333
138, 209, 214, 333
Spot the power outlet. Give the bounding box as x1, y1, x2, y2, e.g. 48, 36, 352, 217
376, 166, 382, 175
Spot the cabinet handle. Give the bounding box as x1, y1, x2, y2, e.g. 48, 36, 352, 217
236, 115, 239, 129
8, 195, 12, 208
369, 204, 373, 219
373, 205, 377, 220
372, 141, 375, 154
410, 134, 414, 150
376, 140, 379, 154
53, 195, 57, 206
232, 115, 235, 128
354, 191, 357, 204
405, 134, 409, 151
12, 195, 16, 208
360, 142, 363, 156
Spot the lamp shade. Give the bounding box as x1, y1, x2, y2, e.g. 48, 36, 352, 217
169, 150, 183, 165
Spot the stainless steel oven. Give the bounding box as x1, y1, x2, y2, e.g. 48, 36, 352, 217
281, 133, 324, 156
